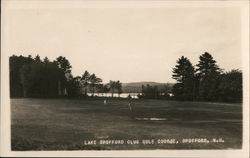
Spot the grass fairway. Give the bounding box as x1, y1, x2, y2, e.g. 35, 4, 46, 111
11, 98, 242, 150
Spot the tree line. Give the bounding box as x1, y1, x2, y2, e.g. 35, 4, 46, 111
9, 55, 123, 98
139, 84, 172, 99
171, 52, 242, 102
10, 52, 242, 102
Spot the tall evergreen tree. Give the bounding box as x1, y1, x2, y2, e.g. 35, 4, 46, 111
81, 70, 90, 96
43, 56, 50, 63
55, 56, 72, 73
172, 56, 195, 100
55, 56, 72, 95
196, 52, 221, 101
34, 55, 41, 63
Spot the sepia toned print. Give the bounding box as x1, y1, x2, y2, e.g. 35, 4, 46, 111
1, 0, 249, 157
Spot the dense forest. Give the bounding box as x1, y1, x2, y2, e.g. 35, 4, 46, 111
171, 52, 242, 102
136, 52, 242, 102
10, 52, 242, 102
9, 55, 122, 98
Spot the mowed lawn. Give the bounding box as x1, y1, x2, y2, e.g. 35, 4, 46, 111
11, 98, 242, 150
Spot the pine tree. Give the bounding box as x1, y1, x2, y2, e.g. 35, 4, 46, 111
34, 55, 41, 62
43, 56, 50, 63
172, 56, 195, 100
81, 70, 90, 96
196, 52, 221, 101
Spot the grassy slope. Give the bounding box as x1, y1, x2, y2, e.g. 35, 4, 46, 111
11, 98, 242, 150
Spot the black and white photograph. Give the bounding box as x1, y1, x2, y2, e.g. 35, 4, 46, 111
1, 0, 249, 157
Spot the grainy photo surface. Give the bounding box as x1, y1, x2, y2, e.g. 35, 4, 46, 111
1, 0, 248, 156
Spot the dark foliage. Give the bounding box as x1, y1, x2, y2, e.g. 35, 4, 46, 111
9, 55, 70, 98
10, 55, 33, 97
140, 84, 160, 99
196, 52, 222, 101
172, 52, 242, 102
217, 69, 242, 102
172, 56, 195, 100
10, 54, 107, 98
66, 75, 82, 97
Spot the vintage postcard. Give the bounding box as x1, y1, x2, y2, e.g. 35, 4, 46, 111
1, 0, 249, 157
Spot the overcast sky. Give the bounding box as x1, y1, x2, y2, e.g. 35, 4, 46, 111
4, 1, 242, 83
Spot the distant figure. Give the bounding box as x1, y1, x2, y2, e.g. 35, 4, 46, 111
128, 94, 132, 99
128, 103, 132, 111
104, 99, 107, 105
127, 95, 134, 119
